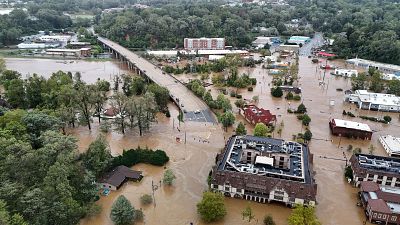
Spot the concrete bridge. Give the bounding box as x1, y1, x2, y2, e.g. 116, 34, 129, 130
98, 37, 215, 123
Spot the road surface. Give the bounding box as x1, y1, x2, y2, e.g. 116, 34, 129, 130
98, 37, 215, 123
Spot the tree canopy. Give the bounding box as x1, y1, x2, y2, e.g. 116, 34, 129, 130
197, 191, 227, 223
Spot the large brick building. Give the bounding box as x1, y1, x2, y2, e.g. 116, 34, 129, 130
184, 38, 225, 50
329, 118, 373, 140
240, 105, 276, 126
210, 135, 317, 207
359, 181, 400, 224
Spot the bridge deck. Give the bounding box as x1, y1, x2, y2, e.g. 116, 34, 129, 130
98, 37, 215, 123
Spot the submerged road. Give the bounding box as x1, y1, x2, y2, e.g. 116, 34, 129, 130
98, 37, 215, 123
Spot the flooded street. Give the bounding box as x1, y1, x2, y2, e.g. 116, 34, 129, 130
4, 58, 131, 84
42, 54, 398, 225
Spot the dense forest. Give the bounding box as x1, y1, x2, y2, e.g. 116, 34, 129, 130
95, 0, 400, 65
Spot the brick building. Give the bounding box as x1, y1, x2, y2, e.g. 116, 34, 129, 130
210, 135, 317, 207
329, 118, 372, 140
359, 181, 400, 225
240, 105, 276, 126
184, 38, 225, 50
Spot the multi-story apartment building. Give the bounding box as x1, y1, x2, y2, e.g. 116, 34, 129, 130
210, 135, 317, 207
184, 38, 225, 50
359, 181, 400, 225
350, 154, 400, 188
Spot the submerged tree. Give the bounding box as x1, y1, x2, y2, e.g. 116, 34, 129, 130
110, 195, 135, 225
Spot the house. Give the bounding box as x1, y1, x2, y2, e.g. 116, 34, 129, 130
240, 105, 276, 125
345, 90, 400, 112
210, 135, 317, 206
68, 42, 91, 49
380, 135, 400, 157
98, 165, 143, 191
278, 44, 300, 53
358, 181, 400, 225
350, 154, 400, 188
329, 119, 372, 140
184, 38, 225, 50
46, 48, 91, 57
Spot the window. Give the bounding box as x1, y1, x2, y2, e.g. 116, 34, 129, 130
374, 213, 377, 217
225, 186, 230, 191
378, 214, 382, 219
392, 216, 397, 221
378, 175, 383, 180
109, 185, 111, 188
383, 215, 387, 219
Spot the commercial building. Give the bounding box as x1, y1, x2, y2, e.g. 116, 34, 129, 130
332, 69, 358, 78
345, 90, 400, 112
240, 105, 276, 125
46, 48, 91, 57
39, 35, 72, 43
17, 42, 60, 49
68, 41, 91, 49
98, 165, 143, 191
210, 135, 317, 206
358, 181, 400, 225
350, 154, 400, 193
287, 36, 311, 45
382, 74, 400, 81
329, 119, 372, 140
278, 44, 300, 53
346, 58, 400, 76
279, 86, 302, 94
380, 135, 400, 157
184, 38, 225, 50
252, 36, 280, 48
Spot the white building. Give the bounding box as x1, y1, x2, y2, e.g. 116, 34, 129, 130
252, 36, 280, 48
380, 135, 400, 157
17, 42, 59, 49
346, 58, 400, 75
39, 35, 71, 43
382, 73, 400, 81
184, 38, 225, 50
332, 69, 358, 77
345, 90, 400, 112
146, 49, 249, 58
287, 36, 311, 45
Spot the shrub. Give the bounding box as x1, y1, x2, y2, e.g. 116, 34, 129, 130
293, 95, 301, 101
383, 115, 392, 123
248, 87, 253, 91
236, 94, 242, 99
285, 92, 294, 100
250, 78, 257, 85
140, 194, 153, 205
230, 91, 236, 97
271, 87, 283, 98
165, 110, 171, 117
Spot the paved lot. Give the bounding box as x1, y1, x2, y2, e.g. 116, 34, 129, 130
98, 37, 216, 123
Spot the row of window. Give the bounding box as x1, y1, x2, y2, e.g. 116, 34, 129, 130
373, 212, 397, 222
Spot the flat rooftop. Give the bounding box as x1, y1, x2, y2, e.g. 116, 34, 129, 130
346, 58, 400, 73
217, 135, 311, 184
355, 154, 400, 175
147, 49, 249, 56
332, 119, 371, 132
352, 90, 400, 107
380, 135, 400, 153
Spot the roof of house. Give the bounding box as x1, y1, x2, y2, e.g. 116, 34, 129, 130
242, 105, 276, 123
103, 107, 119, 117
99, 166, 142, 187
368, 199, 392, 214
360, 181, 380, 192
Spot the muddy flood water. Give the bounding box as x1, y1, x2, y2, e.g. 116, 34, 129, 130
13, 56, 398, 224
4, 58, 131, 84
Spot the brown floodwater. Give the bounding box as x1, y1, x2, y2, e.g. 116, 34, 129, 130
4, 58, 131, 84
74, 55, 400, 225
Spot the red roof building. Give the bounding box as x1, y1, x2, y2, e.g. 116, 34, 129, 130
241, 105, 276, 125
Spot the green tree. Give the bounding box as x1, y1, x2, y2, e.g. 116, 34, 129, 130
0, 57, 5, 74
197, 191, 227, 223
5, 79, 26, 109
303, 129, 312, 142
236, 122, 247, 135
242, 205, 255, 222
218, 112, 235, 131
263, 214, 276, 225
9, 213, 28, 225
96, 79, 111, 92
147, 84, 170, 111
163, 169, 176, 185
383, 116, 392, 123
271, 87, 283, 98
0, 200, 10, 225
351, 72, 368, 91
296, 104, 307, 114
254, 123, 268, 137
368, 144, 375, 155
83, 134, 113, 177
25, 74, 45, 108
301, 115, 311, 126
75, 83, 95, 130
111, 92, 128, 134
110, 195, 135, 225
288, 204, 321, 225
